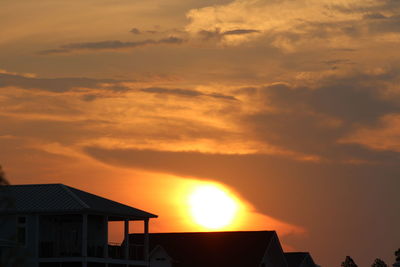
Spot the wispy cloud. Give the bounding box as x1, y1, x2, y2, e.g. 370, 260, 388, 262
39, 36, 185, 54
185, 0, 400, 49
223, 29, 260, 35
141, 87, 237, 101
0, 72, 129, 93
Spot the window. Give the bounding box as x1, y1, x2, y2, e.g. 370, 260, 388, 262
17, 216, 27, 246
18, 217, 26, 224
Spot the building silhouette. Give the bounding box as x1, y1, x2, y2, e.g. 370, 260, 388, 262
0, 184, 157, 267
127, 232, 318, 267
0, 184, 319, 267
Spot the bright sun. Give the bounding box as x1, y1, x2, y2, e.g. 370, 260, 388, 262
188, 185, 238, 230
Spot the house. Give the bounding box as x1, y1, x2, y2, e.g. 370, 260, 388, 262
127, 231, 290, 267
285, 252, 317, 267
0, 183, 157, 267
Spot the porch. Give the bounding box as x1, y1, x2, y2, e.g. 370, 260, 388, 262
37, 214, 150, 267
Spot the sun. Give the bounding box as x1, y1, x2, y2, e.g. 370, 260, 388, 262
188, 185, 239, 230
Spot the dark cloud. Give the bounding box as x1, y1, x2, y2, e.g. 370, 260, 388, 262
37, 48, 70, 55
0, 73, 129, 93
130, 28, 141, 34
223, 29, 260, 35
40, 36, 185, 54
242, 72, 400, 159
197, 28, 260, 41
62, 37, 184, 49
363, 13, 387, 20
129, 27, 178, 35
321, 59, 354, 66
141, 87, 237, 100
332, 0, 400, 14
366, 15, 400, 34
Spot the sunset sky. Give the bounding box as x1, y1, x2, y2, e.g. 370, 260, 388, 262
1, 0, 400, 266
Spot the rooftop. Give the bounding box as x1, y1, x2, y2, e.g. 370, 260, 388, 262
0, 183, 157, 219
129, 231, 280, 267
285, 252, 316, 267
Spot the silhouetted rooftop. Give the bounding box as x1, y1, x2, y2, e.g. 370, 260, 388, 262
285, 252, 317, 267
129, 231, 281, 267
0, 183, 157, 219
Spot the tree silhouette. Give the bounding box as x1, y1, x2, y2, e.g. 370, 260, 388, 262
0, 164, 9, 185
342, 256, 358, 267
396, 248, 400, 262
372, 258, 387, 267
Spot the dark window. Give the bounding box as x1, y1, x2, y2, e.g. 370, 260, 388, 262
17, 216, 27, 246
17, 227, 26, 245
18, 217, 26, 224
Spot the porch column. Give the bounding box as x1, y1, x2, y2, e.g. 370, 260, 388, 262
34, 214, 40, 267
144, 218, 149, 262
103, 216, 108, 258
124, 219, 129, 260
82, 214, 88, 267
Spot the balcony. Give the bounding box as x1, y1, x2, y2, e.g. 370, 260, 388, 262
108, 242, 145, 261
40, 242, 145, 261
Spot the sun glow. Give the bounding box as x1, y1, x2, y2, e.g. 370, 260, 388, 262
188, 184, 239, 230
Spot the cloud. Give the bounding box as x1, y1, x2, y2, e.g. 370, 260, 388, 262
235, 69, 400, 161
185, 0, 400, 49
0, 72, 129, 93
223, 29, 260, 35
130, 28, 161, 35
340, 114, 400, 152
141, 87, 237, 100
195, 28, 261, 43
39, 36, 185, 54
363, 13, 387, 20
0, 115, 108, 145
130, 28, 141, 34
365, 14, 400, 34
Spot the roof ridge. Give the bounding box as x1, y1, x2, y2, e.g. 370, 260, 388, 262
1, 183, 63, 187
64, 185, 157, 217
61, 184, 90, 209
131, 230, 275, 234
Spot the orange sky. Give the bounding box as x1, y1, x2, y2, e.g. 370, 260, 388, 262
1, 0, 400, 266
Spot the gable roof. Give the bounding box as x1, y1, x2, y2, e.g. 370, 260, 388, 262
0, 184, 157, 219
285, 252, 317, 267
129, 231, 279, 267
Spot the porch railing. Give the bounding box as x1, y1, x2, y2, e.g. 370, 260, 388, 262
108, 242, 145, 260
39, 241, 145, 260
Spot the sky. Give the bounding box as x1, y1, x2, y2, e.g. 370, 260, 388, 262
1, 0, 400, 266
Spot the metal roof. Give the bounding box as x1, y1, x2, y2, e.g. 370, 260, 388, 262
0, 184, 157, 219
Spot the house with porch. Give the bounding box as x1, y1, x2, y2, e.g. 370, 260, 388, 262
0, 183, 157, 267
